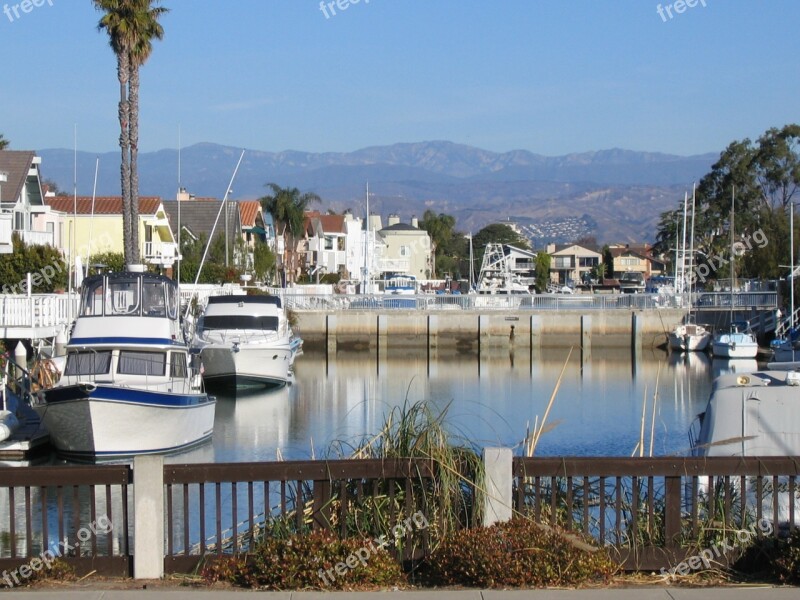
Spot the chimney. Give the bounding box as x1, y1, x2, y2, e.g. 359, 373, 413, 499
388, 214, 400, 226
177, 187, 191, 202
368, 214, 382, 231
411, 215, 419, 228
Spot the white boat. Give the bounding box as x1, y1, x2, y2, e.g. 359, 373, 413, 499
192, 295, 301, 389
32, 270, 215, 460
712, 321, 759, 358
669, 318, 712, 352
669, 188, 711, 352
690, 369, 800, 525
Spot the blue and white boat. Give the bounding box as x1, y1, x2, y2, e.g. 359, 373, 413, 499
32, 269, 215, 459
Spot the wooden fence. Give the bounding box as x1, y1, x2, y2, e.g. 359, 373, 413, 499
1, 455, 800, 578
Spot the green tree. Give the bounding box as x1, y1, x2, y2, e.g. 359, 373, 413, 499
655, 124, 800, 283
472, 223, 529, 266
88, 251, 126, 273
419, 210, 458, 278
259, 184, 320, 285
602, 245, 614, 279
0, 134, 8, 150
252, 240, 276, 285
534, 252, 551, 293
95, 0, 168, 266
0, 235, 68, 293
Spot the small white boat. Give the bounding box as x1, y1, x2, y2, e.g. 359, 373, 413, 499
669, 318, 712, 352
192, 295, 302, 389
712, 321, 759, 358
32, 270, 215, 460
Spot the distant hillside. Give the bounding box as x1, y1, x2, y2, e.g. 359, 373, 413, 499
36, 141, 717, 244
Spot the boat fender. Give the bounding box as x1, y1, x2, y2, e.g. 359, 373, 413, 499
0, 410, 20, 442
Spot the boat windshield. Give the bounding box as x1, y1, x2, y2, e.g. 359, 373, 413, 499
80, 275, 179, 318
201, 315, 279, 331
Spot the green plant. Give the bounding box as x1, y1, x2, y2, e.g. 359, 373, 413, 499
201, 529, 404, 590
426, 517, 617, 588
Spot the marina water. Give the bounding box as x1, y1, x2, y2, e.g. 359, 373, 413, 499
178, 348, 732, 463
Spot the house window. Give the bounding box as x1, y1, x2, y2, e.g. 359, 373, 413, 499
400, 245, 410, 257
324, 237, 334, 250
14, 211, 24, 231
621, 257, 638, 266
579, 257, 598, 267
554, 257, 572, 269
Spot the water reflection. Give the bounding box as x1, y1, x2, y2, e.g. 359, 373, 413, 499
268, 347, 718, 460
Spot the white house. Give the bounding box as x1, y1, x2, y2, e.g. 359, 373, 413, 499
0, 151, 56, 252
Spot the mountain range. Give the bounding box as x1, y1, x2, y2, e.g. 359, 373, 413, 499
37, 141, 718, 244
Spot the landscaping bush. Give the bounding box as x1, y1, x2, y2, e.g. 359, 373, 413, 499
202, 529, 404, 590
426, 517, 617, 588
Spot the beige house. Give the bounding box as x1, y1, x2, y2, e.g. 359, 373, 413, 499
608, 244, 665, 279
375, 215, 432, 279
547, 243, 601, 286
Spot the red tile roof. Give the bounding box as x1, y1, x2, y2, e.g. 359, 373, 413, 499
238, 200, 261, 228
45, 196, 162, 215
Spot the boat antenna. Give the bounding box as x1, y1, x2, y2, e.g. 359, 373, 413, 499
85, 157, 100, 271
184, 149, 245, 320
177, 124, 181, 287
68, 124, 77, 317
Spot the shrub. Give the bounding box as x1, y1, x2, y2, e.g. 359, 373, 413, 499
426, 517, 617, 588
0, 558, 75, 588
201, 529, 405, 590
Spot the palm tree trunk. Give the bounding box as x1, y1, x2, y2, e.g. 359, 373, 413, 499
117, 51, 132, 266
128, 61, 141, 265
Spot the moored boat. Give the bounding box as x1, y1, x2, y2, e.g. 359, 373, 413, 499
192, 295, 301, 389
32, 269, 215, 460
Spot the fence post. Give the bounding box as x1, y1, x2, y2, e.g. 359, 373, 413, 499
482, 447, 513, 526
664, 475, 682, 548
134, 455, 165, 580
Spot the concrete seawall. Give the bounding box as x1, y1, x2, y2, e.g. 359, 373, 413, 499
296, 309, 687, 351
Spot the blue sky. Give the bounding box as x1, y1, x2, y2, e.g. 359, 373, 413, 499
1, 0, 799, 156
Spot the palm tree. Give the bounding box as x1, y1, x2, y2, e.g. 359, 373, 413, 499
95, 0, 168, 266
0, 134, 9, 150
259, 184, 320, 285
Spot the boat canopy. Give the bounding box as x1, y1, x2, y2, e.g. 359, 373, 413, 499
79, 272, 179, 319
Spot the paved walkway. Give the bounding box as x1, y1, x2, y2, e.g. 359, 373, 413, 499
3, 588, 800, 599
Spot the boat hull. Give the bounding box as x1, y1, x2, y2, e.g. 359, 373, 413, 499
712, 340, 759, 358
201, 344, 294, 388
668, 331, 711, 352
35, 385, 215, 459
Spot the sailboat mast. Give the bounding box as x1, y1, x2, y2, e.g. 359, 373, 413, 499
730, 186, 735, 324
679, 191, 688, 295
688, 184, 696, 300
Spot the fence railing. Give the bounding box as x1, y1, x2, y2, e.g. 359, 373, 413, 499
163, 458, 445, 573
0, 464, 132, 577
272, 291, 778, 312
0, 294, 78, 329
3, 455, 800, 578
513, 456, 800, 570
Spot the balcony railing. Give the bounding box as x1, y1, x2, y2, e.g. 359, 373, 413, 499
143, 241, 177, 264
18, 229, 53, 247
